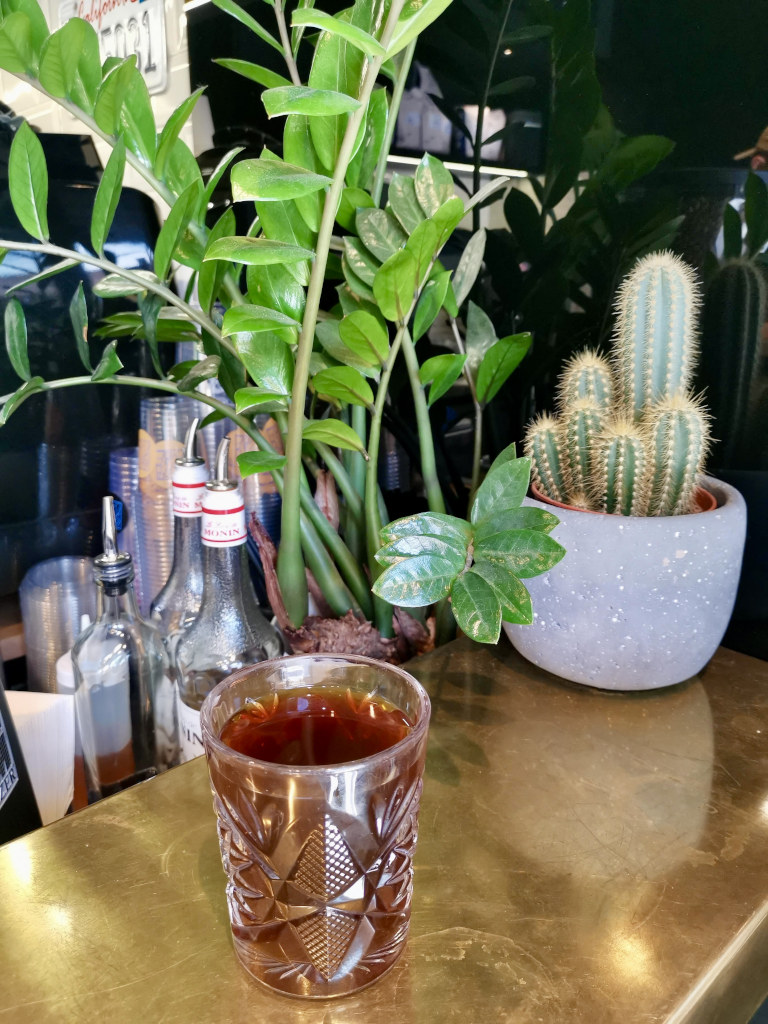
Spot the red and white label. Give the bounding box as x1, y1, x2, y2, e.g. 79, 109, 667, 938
202, 501, 246, 547
172, 463, 208, 517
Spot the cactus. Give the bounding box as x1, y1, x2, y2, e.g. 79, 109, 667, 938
524, 413, 567, 502
523, 251, 712, 516
698, 257, 767, 468
613, 251, 700, 421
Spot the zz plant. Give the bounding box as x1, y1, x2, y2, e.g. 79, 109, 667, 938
525, 251, 711, 517
0, 0, 565, 648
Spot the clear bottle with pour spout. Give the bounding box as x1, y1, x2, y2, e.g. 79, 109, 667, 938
150, 417, 207, 648
175, 438, 283, 762
72, 496, 170, 800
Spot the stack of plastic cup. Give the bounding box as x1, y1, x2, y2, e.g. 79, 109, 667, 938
108, 447, 143, 612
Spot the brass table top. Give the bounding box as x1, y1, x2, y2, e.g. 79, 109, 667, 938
2, 638, 768, 1023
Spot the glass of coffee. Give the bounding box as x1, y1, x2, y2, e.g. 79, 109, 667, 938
200, 653, 431, 999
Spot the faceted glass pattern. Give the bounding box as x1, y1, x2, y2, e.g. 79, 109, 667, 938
200, 655, 430, 998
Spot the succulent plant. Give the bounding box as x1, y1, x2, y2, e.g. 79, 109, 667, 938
524, 251, 711, 517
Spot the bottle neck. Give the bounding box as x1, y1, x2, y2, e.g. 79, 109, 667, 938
96, 579, 141, 621
202, 542, 246, 605
172, 514, 203, 565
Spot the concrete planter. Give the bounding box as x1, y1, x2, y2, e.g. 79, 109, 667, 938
503, 476, 747, 691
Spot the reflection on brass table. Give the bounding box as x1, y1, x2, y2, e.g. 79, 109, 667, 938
3, 638, 768, 1023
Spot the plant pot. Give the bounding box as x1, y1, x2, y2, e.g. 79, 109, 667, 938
503, 476, 747, 690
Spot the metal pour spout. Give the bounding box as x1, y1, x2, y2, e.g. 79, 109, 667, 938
207, 437, 236, 491
176, 417, 205, 467
101, 496, 120, 562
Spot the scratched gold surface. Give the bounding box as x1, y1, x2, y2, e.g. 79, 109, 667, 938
2, 638, 768, 1023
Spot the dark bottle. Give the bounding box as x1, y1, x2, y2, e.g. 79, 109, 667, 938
0, 668, 42, 845
72, 497, 170, 800
174, 438, 282, 762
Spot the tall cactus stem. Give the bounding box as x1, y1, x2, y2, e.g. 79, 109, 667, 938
592, 419, 648, 516
645, 394, 710, 516
556, 349, 613, 414
524, 413, 567, 502
561, 398, 605, 499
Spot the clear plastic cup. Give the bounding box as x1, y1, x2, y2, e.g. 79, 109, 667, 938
200, 654, 431, 999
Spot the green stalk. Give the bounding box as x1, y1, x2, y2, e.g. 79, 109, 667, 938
340, 404, 368, 562
278, 0, 407, 628
400, 328, 446, 514
451, 315, 483, 513
371, 38, 417, 206
313, 441, 365, 526
272, 0, 302, 86
299, 510, 360, 617
0, 238, 231, 353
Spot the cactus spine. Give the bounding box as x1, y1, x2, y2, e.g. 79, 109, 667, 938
524, 251, 712, 517
699, 257, 767, 468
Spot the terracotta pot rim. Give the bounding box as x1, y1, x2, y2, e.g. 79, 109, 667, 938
529, 482, 719, 516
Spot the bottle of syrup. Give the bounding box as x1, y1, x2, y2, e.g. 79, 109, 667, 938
174, 438, 282, 762
72, 496, 170, 800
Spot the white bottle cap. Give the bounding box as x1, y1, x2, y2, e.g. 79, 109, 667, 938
201, 485, 247, 547
172, 461, 208, 517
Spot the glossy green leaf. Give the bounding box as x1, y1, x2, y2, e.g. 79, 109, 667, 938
488, 74, 535, 99
307, 7, 365, 171
90, 136, 125, 256
68, 282, 92, 373
0, 376, 44, 425
92, 270, 157, 297
346, 87, 388, 191
385, 0, 453, 58
476, 332, 532, 405
237, 450, 287, 477
234, 332, 294, 393
291, 8, 385, 55
375, 533, 467, 568
283, 114, 324, 231
418, 352, 466, 407
336, 188, 375, 234
387, 174, 425, 234
463, 300, 497, 383
205, 236, 315, 265
3, 0, 48, 57
0, 12, 34, 74
211, 0, 282, 52
234, 387, 289, 414
213, 58, 291, 89
91, 339, 123, 382
8, 120, 48, 241
372, 553, 457, 606
93, 57, 135, 136
430, 196, 465, 247
302, 418, 367, 454
474, 506, 559, 545
231, 157, 331, 202
197, 207, 236, 313
201, 146, 245, 216
155, 87, 205, 180
254, 188, 314, 286
450, 571, 501, 643
154, 182, 201, 280
405, 219, 439, 284
471, 456, 531, 524
475, 529, 566, 579
414, 153, 454, 217
263, 85, 361, 118
312, 365, 374, 408
315, 319, 380, 379
5, 257, 76, 296
222, 304, 300, 336
136, 292, 164, 378
246, 261, 306, 322
38, 18, 100, 112
176, 355, 221, 392
343, 236, 380, 286
338, 310, 389, 365
488, 442, 517, 475
373, 248, 417, 322
355, 207, 407, 262
453, 229, 486, 308
467, 561, 532, 626
342, 255, 376, 304
165, 137, 204, 200
413, 270, 452, 342
379, 511, 472, 547
4, 298, 29, 380
120, 67, 157, 167
503, 187, 542, 259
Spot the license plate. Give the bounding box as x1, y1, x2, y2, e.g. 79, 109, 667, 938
62, 0, 168, 95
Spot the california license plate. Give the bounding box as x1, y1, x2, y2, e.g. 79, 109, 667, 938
63, 0, 169, 95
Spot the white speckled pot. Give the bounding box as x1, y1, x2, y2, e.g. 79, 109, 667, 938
503, 476, 747, 691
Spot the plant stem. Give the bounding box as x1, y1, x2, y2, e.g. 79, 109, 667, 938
451, 314, 484, 512
472, 0, 515, 232
313, 441, 365, 525
278, 0, 407, 628
371, 38, 417, 206
273, 0, 302, 86
399, 327, 446, 515
0, 238, 233, 354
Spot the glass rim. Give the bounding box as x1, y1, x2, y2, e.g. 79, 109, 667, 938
199, 652, 431, 775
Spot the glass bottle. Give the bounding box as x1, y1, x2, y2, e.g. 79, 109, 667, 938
175, 438, 282, 762
150, 417, 207, 648
72, 497, 170, 801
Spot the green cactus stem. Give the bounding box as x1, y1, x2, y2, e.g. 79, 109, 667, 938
613, 251, 700, 422
561, 398, 605, 501
556, 349, 613, 413
699, 257, 767, 468
645, 393, 710, 516
524, 413, 567, 502
592, 419, 648, 516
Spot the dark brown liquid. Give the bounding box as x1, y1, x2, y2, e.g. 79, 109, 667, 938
220, 687, 412, 765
